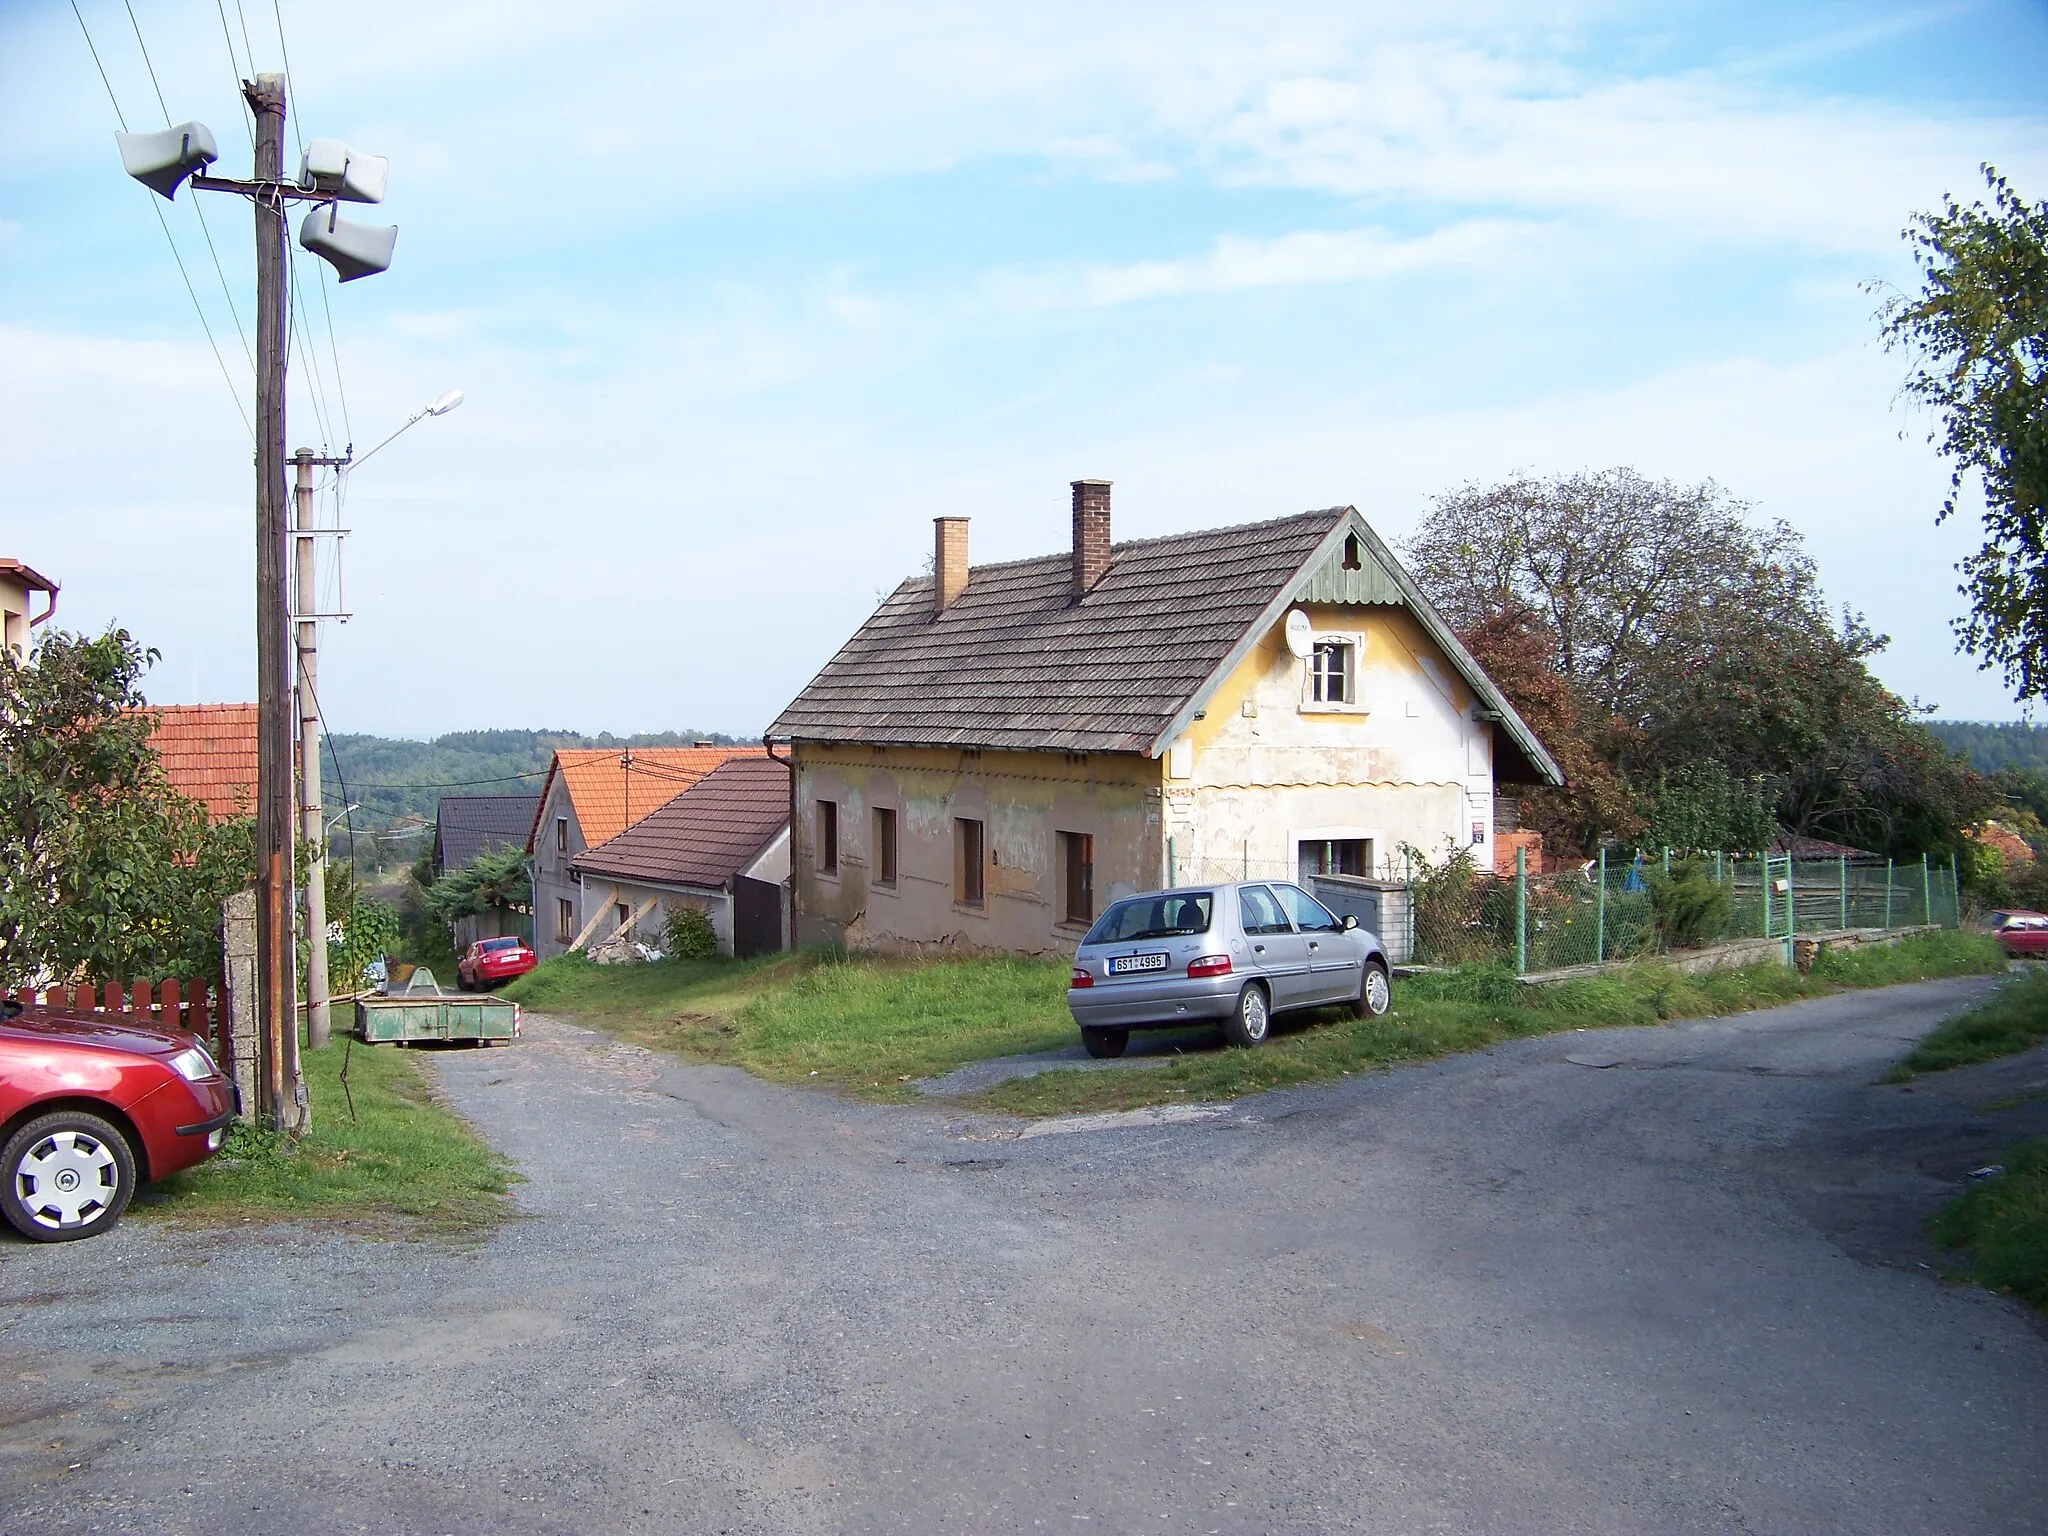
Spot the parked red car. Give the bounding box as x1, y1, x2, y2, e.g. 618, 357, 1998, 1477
0, 998, 236, 1242
457, 936, 537, 990
1990, 911, 2048, 957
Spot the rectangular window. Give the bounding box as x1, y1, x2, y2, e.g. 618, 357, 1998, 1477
1310, 640, 1353, 705
1059, 831, 1094, 925
615, 902, 630, 931
818, 799, 839, 876
1298, 838, 1371, 880
555, 897, 573, 943
875, 807, 898, 887
956, 818, 985, 907
555, 816, 568, 855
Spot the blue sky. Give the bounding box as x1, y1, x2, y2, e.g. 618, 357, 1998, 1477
4, 1, 2047, 739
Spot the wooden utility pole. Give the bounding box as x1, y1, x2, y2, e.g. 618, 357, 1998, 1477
249, 74, 305, 1132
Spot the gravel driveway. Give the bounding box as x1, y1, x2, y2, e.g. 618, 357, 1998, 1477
4, 974, 2046, 1534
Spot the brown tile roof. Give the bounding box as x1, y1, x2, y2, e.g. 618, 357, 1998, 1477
572, 756, 791, 889
527, 746, 762, 852
0, 559, 59, 593
767, 510, 1348, 754
139, 704, 258, 822
436, 794, 543, 873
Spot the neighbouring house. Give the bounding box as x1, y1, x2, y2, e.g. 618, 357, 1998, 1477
433, 793, 543, 948
767, 480, 1563, 958
527, 746, 761, 958
570, 756, 792, 958
1968, 819, 2035, 871
0, 558, 59, 661
140, 704, 259, 822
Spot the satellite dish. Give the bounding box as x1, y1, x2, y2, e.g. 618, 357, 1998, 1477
1284, 609, 1314, 659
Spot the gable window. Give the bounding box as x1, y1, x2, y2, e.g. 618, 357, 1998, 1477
956, 818, 985, 907
818, 799, 839, 877
1310, 640, 1353, 705
875, 807, 898, 887
555, 815, 568, 855
555, 897, 573, 943
1342, 532, 1363, 571
1059, 831, 1094, 925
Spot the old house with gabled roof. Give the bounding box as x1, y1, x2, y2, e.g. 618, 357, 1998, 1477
767, 480, 1562, 956
526, 745, 761, 958
139, 704, 259, 823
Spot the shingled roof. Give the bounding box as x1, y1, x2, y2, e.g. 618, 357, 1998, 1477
769, 511, 1342, 755
526, 746, 761, 853
435, 794, 543, 874
572, 756, 790, 890
766, 507, 1563, 784
139, 704, 258, 822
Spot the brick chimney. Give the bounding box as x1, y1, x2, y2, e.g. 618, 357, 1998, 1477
933, 516, 969, 616
1071, 479, 1111, 600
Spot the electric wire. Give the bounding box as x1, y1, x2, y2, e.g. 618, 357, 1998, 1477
214, 0, 256, 148
124, 0, 255, 375
233, 0, 258, 84
268, 0, 353, 449
70, 0, 253, 441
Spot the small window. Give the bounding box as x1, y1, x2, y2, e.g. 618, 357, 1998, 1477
956, 818, 985, 907
874, 807, 897, 887
1310, 641, 1353, 705
1276, 883, 1344, 933
615, 902, 630, 930
1059, 831, 1094, 925
1238, 885, 1292, 936
555, 897, 573, 943
1342, 532, 1362, 571
818, 799, 839, 876
1299, 838, 1371, 880
555, 816, 568, 854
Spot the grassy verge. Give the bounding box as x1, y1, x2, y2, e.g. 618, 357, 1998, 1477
1889, 965, 2048, 1079
133, 1033, 517, 1236
506, 948, 1075, 1100
1929, 1139, 2048, 1311
965, 929, 2006, 1117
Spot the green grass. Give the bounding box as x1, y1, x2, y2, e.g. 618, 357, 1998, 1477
966, 929, 2006, 1117
1929, 1139, 2048, 1311
1889, 964, 2048, 1079
506, 948, 1076, 1100
133, 1032, 518, 1235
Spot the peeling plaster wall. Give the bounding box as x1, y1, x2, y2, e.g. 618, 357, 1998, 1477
1167, 605, 1494, 881
791, 745, 1162, 955
530, 776, 586, 960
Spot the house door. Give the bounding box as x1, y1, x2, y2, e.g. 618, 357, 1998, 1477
733, 877, 784, 958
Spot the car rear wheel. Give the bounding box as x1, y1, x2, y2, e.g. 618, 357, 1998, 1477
1223, 982, 1271, 1048
1081, 1027, 1128, 1059
1351, 960, 1392, 1019
2, 1110, 137, 1243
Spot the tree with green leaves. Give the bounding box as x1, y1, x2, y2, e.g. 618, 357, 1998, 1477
422, 843, 531, 943
0, 630, 253, 984
1878, 167, 2048, 698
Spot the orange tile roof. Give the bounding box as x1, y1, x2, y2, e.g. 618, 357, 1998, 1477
527, 746, 763, 851
139, 704, 259, 822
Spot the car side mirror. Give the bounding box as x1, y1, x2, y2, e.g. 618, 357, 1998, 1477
1342, 914, 1358, 931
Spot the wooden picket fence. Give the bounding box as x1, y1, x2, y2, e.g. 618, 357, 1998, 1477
6, 978, 230, 1066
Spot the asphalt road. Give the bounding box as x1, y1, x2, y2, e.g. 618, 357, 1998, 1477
4, 975, 2046, 1534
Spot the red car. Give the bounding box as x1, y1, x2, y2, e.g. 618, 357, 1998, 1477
457, 936, 537, 990
1, 998, 236, 1243
1990, 911, 2048, 957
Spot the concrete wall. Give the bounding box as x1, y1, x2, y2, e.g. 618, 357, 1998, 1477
1, 573, 34, 661
529, 776, 585, 959
582, 876, 733, 955
1167, 604, 1492, 883
791, 745, 1163, 955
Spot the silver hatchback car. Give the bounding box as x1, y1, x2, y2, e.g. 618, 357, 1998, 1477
1066, 881, 1392, 1058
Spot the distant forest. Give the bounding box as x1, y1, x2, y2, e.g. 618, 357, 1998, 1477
1926, 721, 2048, 776
324, 728, 743, 873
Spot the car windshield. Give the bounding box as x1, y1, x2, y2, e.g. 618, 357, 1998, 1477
481, 938, 521, 953
1084, 892, 1215, 944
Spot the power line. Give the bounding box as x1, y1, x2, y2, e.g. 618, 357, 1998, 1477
70, 0, 253, 441
269, 0, 353, 448
339, 770, 552, 790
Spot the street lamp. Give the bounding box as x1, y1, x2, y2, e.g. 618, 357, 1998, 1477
293, 391, 460, 1053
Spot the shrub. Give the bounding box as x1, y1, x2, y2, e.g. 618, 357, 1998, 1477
664, 904, 719, 960
1648, 859, 1733, 949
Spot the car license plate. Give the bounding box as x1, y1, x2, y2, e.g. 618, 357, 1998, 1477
1108, 953, 1168, 974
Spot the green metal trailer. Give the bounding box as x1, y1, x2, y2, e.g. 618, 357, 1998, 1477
353, 969, 520, 1045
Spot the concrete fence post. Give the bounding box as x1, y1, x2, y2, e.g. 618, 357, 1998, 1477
1596, 847, 1607, 965
1838, 854, 1848, 931
220, 886, 260, 1125
1922, 853, 1932, 926
1884, 858, 1894, 932
1515, 846, 1528, 976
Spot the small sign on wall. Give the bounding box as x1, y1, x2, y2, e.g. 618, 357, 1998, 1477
1471, 822, 1484, 845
